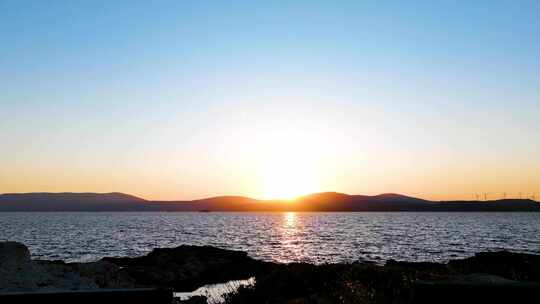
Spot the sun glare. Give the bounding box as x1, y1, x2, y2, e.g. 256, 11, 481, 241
262, 167, 314, 200
260, 146, 319, 200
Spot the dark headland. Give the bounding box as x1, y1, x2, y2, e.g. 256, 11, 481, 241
0, 192, 539, 211
1, 241, 539, 304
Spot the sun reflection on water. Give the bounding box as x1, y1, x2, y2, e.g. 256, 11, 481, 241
284, 212, 297, 228
278, 212, 310, 263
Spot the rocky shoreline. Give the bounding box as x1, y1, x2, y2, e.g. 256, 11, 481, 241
1, 241, 539, 303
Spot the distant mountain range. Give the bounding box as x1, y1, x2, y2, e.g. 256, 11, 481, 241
0, 192, 539, 211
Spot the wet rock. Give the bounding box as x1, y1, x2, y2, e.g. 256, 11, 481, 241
103, 245, 272, 291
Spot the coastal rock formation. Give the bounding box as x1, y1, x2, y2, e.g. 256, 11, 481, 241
0, 242, 134, 292
448, 251, 540, 281
0, 242, 98, 291
102, 245, 272, 291
0, 242, 269, 293
2, 241, 540, 304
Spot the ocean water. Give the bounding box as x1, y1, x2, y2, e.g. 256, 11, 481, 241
0, 212, 539, 264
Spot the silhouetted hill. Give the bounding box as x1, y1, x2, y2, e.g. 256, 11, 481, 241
0, 192, 147, 211
299, 192, 355, 202
0, 192, 538, 211
372, 193, 428, 203
151, 196, 260, 212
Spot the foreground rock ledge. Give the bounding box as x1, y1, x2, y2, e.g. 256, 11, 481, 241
0, 242, 272, 292
1, 242, 540, 303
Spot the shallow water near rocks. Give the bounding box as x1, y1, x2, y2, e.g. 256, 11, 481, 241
0, 212, 539, 264
174, 278, 255, 303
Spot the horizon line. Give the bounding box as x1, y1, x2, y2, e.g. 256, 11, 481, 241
0, 191, 537, 203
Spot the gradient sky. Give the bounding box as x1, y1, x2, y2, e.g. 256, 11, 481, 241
1, 0, 539, 200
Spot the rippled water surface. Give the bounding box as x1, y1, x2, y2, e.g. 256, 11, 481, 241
1, 212, 539, 263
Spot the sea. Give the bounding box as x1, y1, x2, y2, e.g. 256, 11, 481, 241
1, 212, 539, 264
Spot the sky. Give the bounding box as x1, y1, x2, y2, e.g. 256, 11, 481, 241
1, 0, 539, 201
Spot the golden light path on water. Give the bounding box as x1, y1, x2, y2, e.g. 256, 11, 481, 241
277, 212, 310, 263
284, 212, 296, 227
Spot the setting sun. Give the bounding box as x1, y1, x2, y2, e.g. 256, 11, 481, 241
259, 133, 321, 200
262, 161, 316, 200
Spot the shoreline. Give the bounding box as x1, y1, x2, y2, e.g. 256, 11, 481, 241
1, 242, 540, 303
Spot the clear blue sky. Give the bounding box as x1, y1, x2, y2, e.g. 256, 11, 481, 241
1, 0, 539, 200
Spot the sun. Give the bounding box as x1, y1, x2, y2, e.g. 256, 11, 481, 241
260, 151, 318, 200
254, 125, 327, 200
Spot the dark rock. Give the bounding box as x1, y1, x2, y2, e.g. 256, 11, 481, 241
448, 251, 540, 281
71, 261, 136, 288
3, 241, 540, 304
0, 241, 31, 271
0, 242, 134, 292
0, 288, 173, 304
412, 273, 540, 304
102, 245, 273, 290
385, 260, 448, 274
441, 273, 518, 284
0, 242, 98, 292
0, 242, 268, 292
